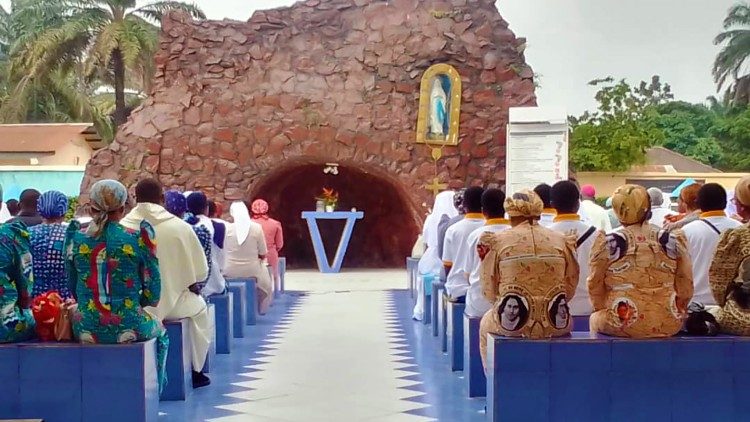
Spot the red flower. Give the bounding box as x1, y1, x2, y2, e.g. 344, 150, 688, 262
125, 279, 135, 289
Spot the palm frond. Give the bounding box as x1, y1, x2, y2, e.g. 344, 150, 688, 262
133, 1, 205, 23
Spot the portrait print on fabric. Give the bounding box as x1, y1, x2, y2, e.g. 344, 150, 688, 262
613, 298, 638, 327
548, 293, 570, 329
497, 294, 529, 331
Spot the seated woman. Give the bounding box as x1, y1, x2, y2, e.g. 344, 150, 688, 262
165, 190, 212, 293
224, 202, 273, 314
0, 221, 35, 342
250, 199, 284, 293
30, 191, 72, 299
589, 185, 694, 338
66, 180, 168, 391
709, 176, 750, 335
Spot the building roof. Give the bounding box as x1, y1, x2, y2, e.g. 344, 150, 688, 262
0, 123, 104, 153
635, 147, 721, 174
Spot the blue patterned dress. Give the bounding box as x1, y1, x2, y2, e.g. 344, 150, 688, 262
192, 225, 212, 292
30, 223, 71, 299
0, 222, 35, 343
66, 221, 169, 391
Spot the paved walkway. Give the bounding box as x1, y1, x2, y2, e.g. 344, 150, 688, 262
159, 270, 482, 422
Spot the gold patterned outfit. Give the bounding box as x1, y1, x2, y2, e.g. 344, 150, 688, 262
478, 190, 579, 368
588, 185, 693, 338
708, 176, 750, 335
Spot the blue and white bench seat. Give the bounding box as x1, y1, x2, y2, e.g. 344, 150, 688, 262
0, 339, 158, 422
486, 332, 750, 422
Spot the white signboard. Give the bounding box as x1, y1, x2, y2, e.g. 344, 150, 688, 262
506, 107, 569, 195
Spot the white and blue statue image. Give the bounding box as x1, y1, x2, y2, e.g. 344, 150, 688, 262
428, 75, 452, 140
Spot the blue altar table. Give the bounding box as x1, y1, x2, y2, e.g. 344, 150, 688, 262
301, 211, 364, 273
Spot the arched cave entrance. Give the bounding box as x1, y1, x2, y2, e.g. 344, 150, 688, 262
251, 163, 420, 270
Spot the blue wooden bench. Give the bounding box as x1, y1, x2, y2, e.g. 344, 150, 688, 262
439, 293, 448, 352
464, 313, 486, 398
486, 332, 750, 421
421, 274, 434, 325
226, 281, 247, 337
208, 292, 233, 354
0, 339, 158, 422
446, 300, 465, 371
431, 281, 445, 337
202, 303, 217, 373
406, 257, 419, 298
279, 257, 286, 294
161, 319, 192, 401
227, 277, 258, 326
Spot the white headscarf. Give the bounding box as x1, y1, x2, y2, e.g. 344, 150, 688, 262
417, 190, 458, 275
230, 201, 252, 245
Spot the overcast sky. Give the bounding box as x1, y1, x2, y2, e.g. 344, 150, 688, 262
2, 0, 734, 115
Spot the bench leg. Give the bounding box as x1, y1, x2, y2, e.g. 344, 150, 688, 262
447, 301, 465, 371
464, 314, 486, 397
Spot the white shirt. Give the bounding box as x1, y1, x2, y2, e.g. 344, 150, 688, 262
580, 200, 612, 233
464, 220, 511, 317
539, 210, 556, 228
443, 214, 485, 299
649, 207, 675, 229
549, 215, 602, 316
683, 212, 742, 305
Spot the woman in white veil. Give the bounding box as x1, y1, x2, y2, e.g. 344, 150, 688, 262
413, 190, 458, 320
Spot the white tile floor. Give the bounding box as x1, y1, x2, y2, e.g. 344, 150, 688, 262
210, 271, 431, 422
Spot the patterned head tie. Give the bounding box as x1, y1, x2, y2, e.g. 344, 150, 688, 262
87, 179, 128, 237
504, 189, 544, 218
37, 190, 68, 219
165, 190, 187, 217
612, 184, 650, 225
735, 175, 750, 208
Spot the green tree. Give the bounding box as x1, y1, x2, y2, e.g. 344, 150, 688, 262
712, 107, 750, 170
713, 3, 750, 105
7, 0, 204, 127
649, 101, 724, 166
569, 76, 672, 172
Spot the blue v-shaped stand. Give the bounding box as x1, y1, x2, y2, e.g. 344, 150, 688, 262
301, 211, 364, 273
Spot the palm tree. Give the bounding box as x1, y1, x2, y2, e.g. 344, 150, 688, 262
714, 3, 750, 106
8, 0, 204, 127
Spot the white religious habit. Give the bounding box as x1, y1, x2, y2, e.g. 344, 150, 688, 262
223, 202, 273, 314
683, 211, 742, 305
549, 214, 603, 316
649, 206, 675, 228
121, 202, 211, 371
444, 213, 486, 299
413, 191, 457, 321
580, 200, 612, 233
463, 219, 511, 318
0, 202, 11, 223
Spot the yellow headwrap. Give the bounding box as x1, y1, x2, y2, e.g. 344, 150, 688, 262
612, 184, 650, 225
505, 189, 544, 218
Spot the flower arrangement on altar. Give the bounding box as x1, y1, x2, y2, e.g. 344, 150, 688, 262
316, 188, 339, 212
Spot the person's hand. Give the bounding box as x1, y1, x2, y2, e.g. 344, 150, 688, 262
188, 283, 202, 295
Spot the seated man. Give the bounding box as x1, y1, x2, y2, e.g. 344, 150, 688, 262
683, 183, 742, 305
549, 181, 603, 317
8, 189, 42, 227
0, 221, 35, 342
534, 183, 556, 227
444, 186, 485, 301
589, 185, 693, 338
709, 176, 750, 335
121, 179, 212, 388
464, 188, 510, 318
580, 185, 612, 232
478, 190, 578, 368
